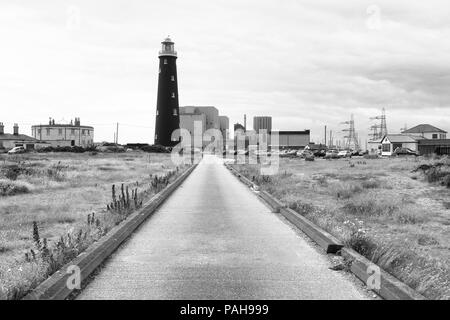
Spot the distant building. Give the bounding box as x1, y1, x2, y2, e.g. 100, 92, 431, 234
219, 116, 229, 141
0, 122, 45, 151
253, 116, 272, 133
234, 123, 245, 132
180, 106, 228, 148
401, 124, 447, 140
32, 118, 94, 148
368, 138, 383, 155
418, 139, 450, 156
277, 130, 310, 149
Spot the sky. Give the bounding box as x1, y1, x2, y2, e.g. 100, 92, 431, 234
1, 0, 450, 145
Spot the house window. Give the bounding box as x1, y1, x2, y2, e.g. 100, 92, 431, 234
432, 134, 438, 139
71, 129, 75, 135
159, 68, 161, 73
171, 92, 175, 98
164, 59, 167, 65
46, 128, 51, 135
155, 134, 158, 140
171, 75, 175, 81
82, 129, 85, 135
156, 110, 159, 116
173, 109, 178, 116
87, 130, 90, 136
382, 144, 390, 152
38, 129, 41, 134
58, 129, 63, 135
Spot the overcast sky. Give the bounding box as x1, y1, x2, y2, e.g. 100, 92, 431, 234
1, 0, 450, 145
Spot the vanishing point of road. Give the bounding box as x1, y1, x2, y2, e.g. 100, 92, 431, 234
78, 155, 369, 299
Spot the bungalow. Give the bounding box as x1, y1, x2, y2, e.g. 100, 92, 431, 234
0, 123, 48, 151
380, 134, 421, 156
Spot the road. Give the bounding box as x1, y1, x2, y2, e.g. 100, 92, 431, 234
78, 155, 369, 299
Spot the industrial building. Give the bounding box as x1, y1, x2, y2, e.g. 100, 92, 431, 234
179, 106, 229, 147
278, 130, 310, 148
253, 116, 272, 133
31, 118, 94, 148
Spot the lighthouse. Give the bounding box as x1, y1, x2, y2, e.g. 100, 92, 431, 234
154, 36, 180, 146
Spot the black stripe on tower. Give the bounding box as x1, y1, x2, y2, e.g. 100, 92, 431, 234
155, 37, 180, 147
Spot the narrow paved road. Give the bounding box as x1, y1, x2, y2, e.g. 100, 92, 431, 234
78, 155, 368, 299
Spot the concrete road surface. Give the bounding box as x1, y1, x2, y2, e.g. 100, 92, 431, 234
78, 155, 369, 300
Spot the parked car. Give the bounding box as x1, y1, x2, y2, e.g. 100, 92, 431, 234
280, 149, 298, 158
393, 147, 419, 156
237, 149, 249, 156
8, 146, 26, 154
297, 149, 314, 158
338, 150, 352, 158
313, 149, 327, 157
324, 149, 339, 159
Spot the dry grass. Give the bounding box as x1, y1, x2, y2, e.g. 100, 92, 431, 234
233, 156, 450, 300
0, 151, 181, 299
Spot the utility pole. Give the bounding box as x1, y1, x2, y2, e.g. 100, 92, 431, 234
329, 130, 333, 148
116, 122, 119, 144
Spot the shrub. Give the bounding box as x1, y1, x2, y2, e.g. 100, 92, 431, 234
2, 164, 34, 181
394, 209, 426, 224
141, 144, 170, 153
331, 182, 362, 199
361, 179, 381, 189
342, 194, 399, 216
0, 179, 33, 196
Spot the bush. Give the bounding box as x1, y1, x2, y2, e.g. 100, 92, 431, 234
2, 164, 34, 181
342, 194, 399, 216
37, 146, 87, 153
361, 179, 381, 189
141, 144, 170, 153
0, 179, 33, 196
331, 182, 363, 199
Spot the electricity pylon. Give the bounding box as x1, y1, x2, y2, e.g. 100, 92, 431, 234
369, 108, 388, 140
341, 114, 360, 151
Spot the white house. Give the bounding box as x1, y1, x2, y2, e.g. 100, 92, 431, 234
31, 118, 94, 148
401, 124, 447, 140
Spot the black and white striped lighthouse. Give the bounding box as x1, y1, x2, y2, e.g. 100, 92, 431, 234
154, 36, 180, 147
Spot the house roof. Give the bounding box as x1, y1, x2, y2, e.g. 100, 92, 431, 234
382, 134, 420, 143
402, 124, 447, 134
0, 133, 38, 141
31, 124, 94, 129
278, 130, 310, 135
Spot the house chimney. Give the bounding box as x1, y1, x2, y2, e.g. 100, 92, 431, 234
13, 123, 19, 135
0, 122, 4, 135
